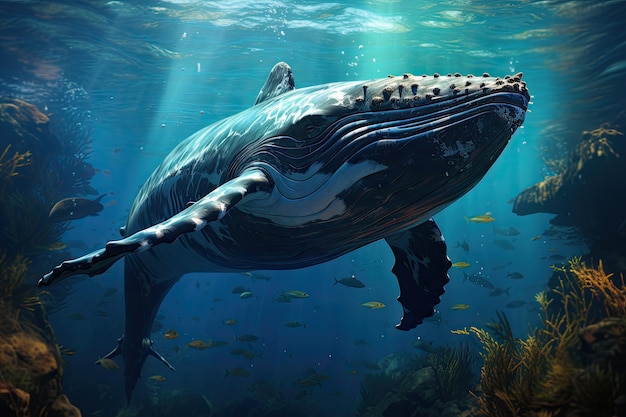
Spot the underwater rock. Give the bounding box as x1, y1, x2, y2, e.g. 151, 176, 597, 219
356, 351, 475, 417
513, 124, 626, 269
579, 317, 626, 372
0, 384, 30, 417
47, 395, 81, 417
0, 303, 81, 417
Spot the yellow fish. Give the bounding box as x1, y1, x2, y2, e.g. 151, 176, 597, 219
223, 318, 237, 325
186, 340, 208, 350
361, 301, 385, 309
285, 290, 309, 298
530, 235, 542, 241
95, 358, 119, 370
163, 329, 179, 340
464, 213, 495, 223
451, 261, 470, 268
449, 303, 470, 311
149, 375, 166, 382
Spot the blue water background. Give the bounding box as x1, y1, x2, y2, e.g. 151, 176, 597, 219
0, 0, 611, 415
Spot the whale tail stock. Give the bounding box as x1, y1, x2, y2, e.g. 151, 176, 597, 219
100, 259, 177, 403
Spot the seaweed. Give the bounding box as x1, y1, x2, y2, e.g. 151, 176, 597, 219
0, 144, 31, 185
356, 372, 400, 414
0, 252, 29, 305
428, 343, 475, 401
471, 258, 626, 417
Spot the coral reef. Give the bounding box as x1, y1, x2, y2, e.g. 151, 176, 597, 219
471, 258, 626, 417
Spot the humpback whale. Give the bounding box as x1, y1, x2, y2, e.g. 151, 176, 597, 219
39, 62, 529, 401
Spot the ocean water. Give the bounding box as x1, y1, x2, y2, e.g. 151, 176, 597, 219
0, 1, 623, 416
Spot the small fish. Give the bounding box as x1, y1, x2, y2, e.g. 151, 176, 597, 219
483, 322, 504, 332
462, 271, 495, 290
295, 372, 331, 387
361, 301, 385, 309
242, 350, 262, 360
239, 291, 256, 299
353, 339, 369, 346
411, 339, 437, 353
506, 300, 527, 308
231, 285, 247, 294
285, 290, 309, 298
284, 321, 306, 328
34, 241, 67, 252
207, 340, 229, 349
113, 147, 121, 154
530, 235, 542, 241
48, 194, 107, 222
95, 310, 110, 317
488, 287, 511, 297
225, 368, 250, 378
186, 340, 208, 350
251, 273, 272, 281
192, 316, 201, 321
67, 313, 86, 320
493, 239, 515, 250
103, 288, 118, 297
465, 213, 495, 223
58, 346, 76, 356
333, 276, 366, 288
493, 226, 521, 236
451, 261, 471, 268
149, 375, 166, 382
492, 261, 513, 271
455, 240, 470, 252
273, 293, 292, 303
230, 348, 246, 356
348, 370, 359, 375
223, 318, 238, 325
163, 329, 179, 340
95, 358, 119, 370
449, 303, 470, 311
213, 297, 223, 303
506, 272, 524, 280
235, 334, 259, 343
105, 200, 117, 207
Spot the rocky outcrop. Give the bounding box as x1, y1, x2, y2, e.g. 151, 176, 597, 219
513, 125, 626, 270
0, 302, 81, 417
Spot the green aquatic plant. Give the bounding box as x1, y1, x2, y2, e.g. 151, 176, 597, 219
428, 343, 475, 401
0, 252, 29, 304
0, 190, 66, 256
356, 372, 400, 414
471, 258, 626, 417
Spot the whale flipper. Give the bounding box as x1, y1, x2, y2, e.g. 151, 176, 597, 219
37, 169, 272, 287
254, 61, 295, 105
385, 219, 452, 331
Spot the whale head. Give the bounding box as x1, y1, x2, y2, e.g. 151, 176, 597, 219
233, 70, 529, 237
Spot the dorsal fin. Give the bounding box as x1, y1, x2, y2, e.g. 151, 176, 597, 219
254, 62, 295, 105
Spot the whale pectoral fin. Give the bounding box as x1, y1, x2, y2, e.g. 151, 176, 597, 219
385, 219, 452, 331
38, 169, 272, 287
254, 62, 295, 105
